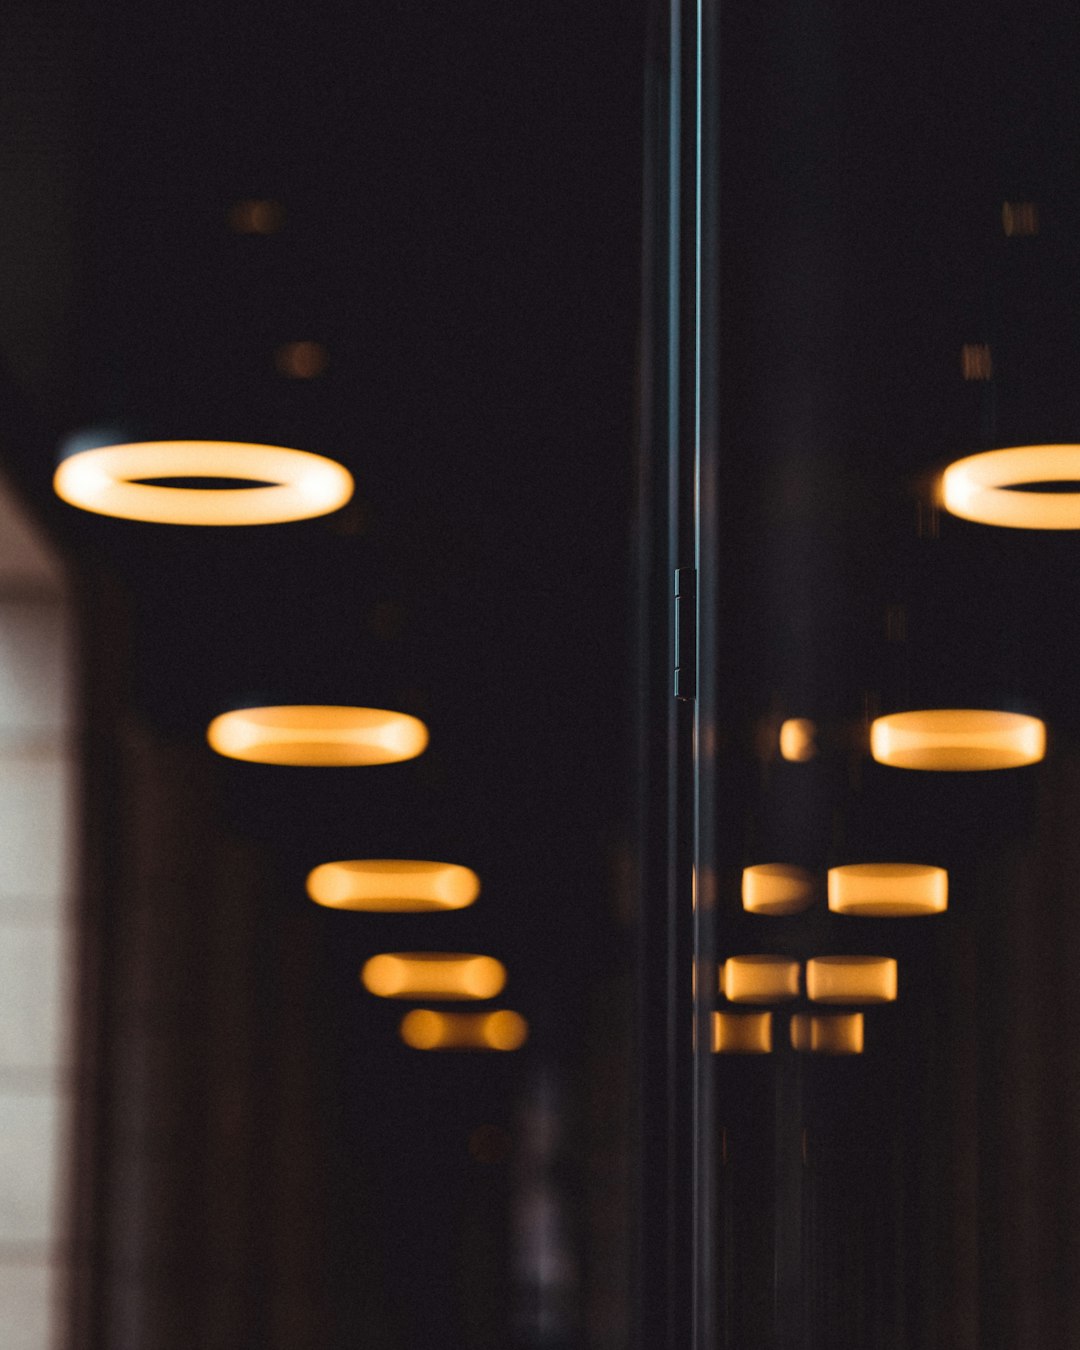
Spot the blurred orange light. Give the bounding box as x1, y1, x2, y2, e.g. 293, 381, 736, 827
712, 1011, 772, 1054
207, 705, 428, 766
779, 718, 817, 761
53, 440, 353, 525
228, 198, 284, 234
275, 341, 328, 379
871, 708, 1045, 770
942, 446, 1080, 530
362, 953, 506, 1000
742, 864, 815, 916
400, 1009, 528, 1051
960, 344, 993, 381
828, 863, 947, 917
790, 1012, 864, 1054
720, 955, 800, 1003
806, 956, 897, 1003
1002, 201, 1038, 237
307, 859, 478, 912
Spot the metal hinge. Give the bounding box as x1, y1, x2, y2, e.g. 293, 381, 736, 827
674, 567, 697, 701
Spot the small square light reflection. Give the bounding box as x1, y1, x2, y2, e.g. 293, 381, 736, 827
720, 955, 800, 1003
779, 718, 817, 762
806, 955, 897, 1003
712, 1011, 772, 1054
790, 1012, 864, 1054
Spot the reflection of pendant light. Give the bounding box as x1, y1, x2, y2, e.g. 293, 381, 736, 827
941, 445, 1080, 529
778, 718, 817, 762
400, 1009, 528, 1051
207, 705, 428, 765
806, 956, 897, 1003
741, 864, 815, 915
362, 953, 506, 1000
870, 709, 1045, 771
720, 955, 800, 1003
790, 1012, 863, 1054
711, 1011, 772, 1054
828, 863, 947, 917
307, 860, 479, 912
53, 440, 353, 525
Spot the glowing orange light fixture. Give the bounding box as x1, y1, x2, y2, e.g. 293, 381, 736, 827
53, 440, 353, 525
941, 445, 1080, 529
742, 864, 815, 916
790, 1012, 864, 1054
779, 718, 817, 762
307, 859, 478, 912
828, 863, 947, 917
362, 953, 506, 1000
400, 1009, 528, 1051
712, 1011, 773, 1054
720, 955, 800, 1003
207, 705, 428, 766
806, 956, 897, 1004
871, 709, 1045, 770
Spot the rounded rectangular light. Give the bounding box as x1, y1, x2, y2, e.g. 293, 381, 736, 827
207, 705, 428, 766
779, 718, 817, 761
742, 864, 815, 916
720, 955, 800, 1003
307, 859, 479, 912
362, 953, 506, 1000
828, 864, 947, 917
941, 445, 1080, 529
400, 1009, 528, 1051
806, 956, 897, 1003
870, 709, 1045, 771
711, 1011, 773, 1054
790, 1012, 864, 1054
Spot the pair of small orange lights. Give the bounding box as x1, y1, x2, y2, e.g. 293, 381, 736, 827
53, 441, 526, 1050
743, 863, 948, 917
713, 1011, 865, 1055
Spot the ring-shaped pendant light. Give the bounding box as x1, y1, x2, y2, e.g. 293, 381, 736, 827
741, 864, 815, 915
870, 709, 1045, 771
941, 445, 1080, 529
828, 863, 947, 917
53, 440, 353, 525
307, 859, 479, 912
362, 953, 507, 1000
806, 956, 898, 1003
207, 705, 428, 766
711, 1011, 773, 1054
400, 1009, 528, 1051
720, 955, 801, 1003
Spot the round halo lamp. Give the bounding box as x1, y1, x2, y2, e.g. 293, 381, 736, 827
307, 860, 479, 912
941, 445, 1080, 529
53, 440, 353, 525
806, 956, 897, 1004
720, 955, 801, 1004
400, 1009, 528, 1052
870, 709, 1045, 771
828, 863, 947, 917
790, 1012, 864, 1055
711, 1011, 773, 1055
362, 953, 506, 1001
742, 864, 815, 916
206, 705, 428, 766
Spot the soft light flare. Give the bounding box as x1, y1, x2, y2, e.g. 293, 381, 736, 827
307, 859, 479, 912
742, 864, 815, 916
400, 1009, 528, 1051
779, 718, 817, 762
362, 953, 506, 1000
790, 1012, 864, 1054
712, 1011, 772, 1054
207, 705, 428, 766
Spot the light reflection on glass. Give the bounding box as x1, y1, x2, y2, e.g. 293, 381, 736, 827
871, 708, 1045, 770
742, 864, 815, 916
806, 955, 897, 1003
828, 863, 947, 917
779, 718, 817, 761
720, 955, 800, 1003
307, 859, 479, 911
790, 1012, 864, 1054
362, 952, 506, 1000
712, 1011, 773, 1054
400, 1009, 528, 1051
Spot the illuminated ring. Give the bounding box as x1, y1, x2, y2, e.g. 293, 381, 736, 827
207, 705, 428, 766
400, 1009, 528, 1051
870, 709, 1045, 771
53, 440, 353, 525
941, 445, 1080, 529
362, 953, 506, 1000
307, 860, 479, 912
828, 864, 947, 917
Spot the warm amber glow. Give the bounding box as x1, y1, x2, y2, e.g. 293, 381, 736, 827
275, 341, 328, 378
779, 718, 817, 762
362, 953, 506, 1000
790, 1012, 864, 1054
742, 864, 815, 916
960, 344, 993, 381
720, 955, 800, 1003
400, 1009, 528, 1051
207, 705, 428, 766
53, 441, 353, 525
712, 1011, 772, 1054
307, 859, 478, 912
806, 956, 897, 1003
870, 708, 1045, 770
941, 445, 1080, 529
828, 863, 947, 917
228, 199, 284, 234
1002, 201, 1038, 237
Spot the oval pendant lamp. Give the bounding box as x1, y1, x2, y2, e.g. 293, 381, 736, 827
207, 704, 429, 766
307, 860, 479, 912
400, 1009, 528, 1051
